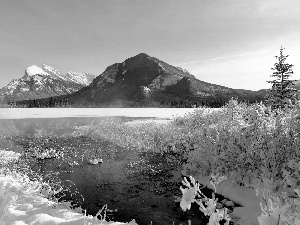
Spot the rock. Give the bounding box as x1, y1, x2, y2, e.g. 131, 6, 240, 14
221, 199, 235, 207
226, 208, 233, 214
128, 197, 139, 203
216, 202, 224, 209
224, 200, 234, 207
150, 204, 159, 208
110, 198, 119, 203
231, 206, 260, 225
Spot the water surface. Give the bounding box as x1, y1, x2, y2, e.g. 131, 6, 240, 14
0, 116, 237, 225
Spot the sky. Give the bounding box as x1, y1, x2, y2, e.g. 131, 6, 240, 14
0, 0, 300, 91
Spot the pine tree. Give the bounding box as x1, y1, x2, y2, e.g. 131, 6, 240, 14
267, 46, 298, 109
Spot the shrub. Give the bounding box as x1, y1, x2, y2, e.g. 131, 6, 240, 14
173, 99, 300, 224
179, 174, 231, 225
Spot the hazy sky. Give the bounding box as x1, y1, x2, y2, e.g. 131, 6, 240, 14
1, 0, 300, 90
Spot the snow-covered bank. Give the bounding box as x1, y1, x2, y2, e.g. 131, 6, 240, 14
123, 118, 172, 125
0, 150, 21, 166
0, 150, 137, 225
192, 174, 261, 225
0, 149, 262, 225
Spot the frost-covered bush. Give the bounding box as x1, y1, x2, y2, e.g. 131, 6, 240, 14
174, 99, 300, 224
78, 103, 300, 224
256, 187, 300, 225
179, 174, 231, 225
178, 100, 300, 189
87, 118, 185, 153
32, 147, 61, 159
0, 165, 84, 213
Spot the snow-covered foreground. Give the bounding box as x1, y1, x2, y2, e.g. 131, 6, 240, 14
0, 108, 219, 119
0, 149, 263, 225
0, 150, 138, 225
0, 109, 264, 225
192, 174, 261, 225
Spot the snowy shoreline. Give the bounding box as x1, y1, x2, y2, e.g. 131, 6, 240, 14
0, 108, 202, 120
0, 149, 263, 225
192, 173, 261, 225
0, 110, 264, 225
0, 150, 138, 225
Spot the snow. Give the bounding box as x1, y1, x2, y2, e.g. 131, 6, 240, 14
3, 80, 19, 95
141, 86, 151, 98
0, 150, 21, 165
42, 64, 60, 76
0, 150, 137, 225
158, 63, 166, 72
41, 65, 93, 85
42, 64, 67, 81
0, 65, 95, 97
1, 75, 47, 95
193, 174, 261, 225
123, 118, 172, 125
0, 139, 262, 225
0, 109, 262, 225
65, 72, 91, 86
20, 87, 30, 92
0, 108, 204, 119
34, 78, 46, 90
26, 65, 48, 77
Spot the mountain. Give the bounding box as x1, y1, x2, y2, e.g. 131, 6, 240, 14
48, 53, 265, 107
0, 64, 95, 102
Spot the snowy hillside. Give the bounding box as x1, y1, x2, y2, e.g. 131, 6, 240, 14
0, 65, 95, 102
65, 71, 95, 86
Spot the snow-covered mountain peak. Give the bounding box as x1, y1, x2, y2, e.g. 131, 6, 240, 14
66, 71, 80, 76
65, 71, 95, 86
42, 64, 62, 76
0, 64, 95, 102
25, 65, 48, 76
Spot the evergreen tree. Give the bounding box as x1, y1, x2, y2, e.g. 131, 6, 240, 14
267, 46, 298, 109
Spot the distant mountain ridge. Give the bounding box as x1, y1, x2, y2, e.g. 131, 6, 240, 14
0, 64, 95, 102
12, 53, 278, 107
60, 53, 266, 107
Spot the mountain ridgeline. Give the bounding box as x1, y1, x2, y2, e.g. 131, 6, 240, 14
0, 64, 95, 103
14, 53, 267, 107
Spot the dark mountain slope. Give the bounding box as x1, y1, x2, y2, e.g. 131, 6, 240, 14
16, 53, 267, 107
